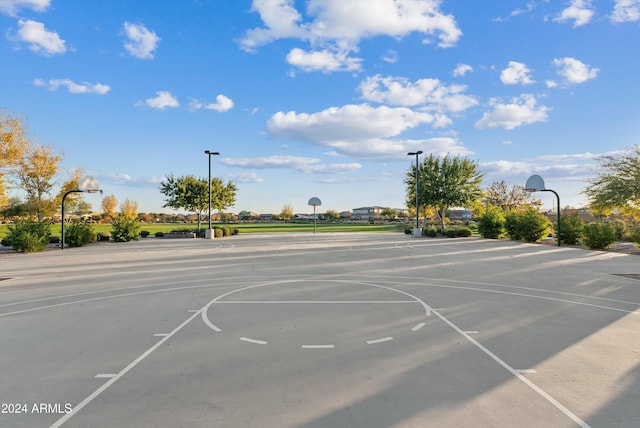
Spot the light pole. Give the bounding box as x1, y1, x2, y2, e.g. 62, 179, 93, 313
204, 150, 220, 239
407, 151, 423, 237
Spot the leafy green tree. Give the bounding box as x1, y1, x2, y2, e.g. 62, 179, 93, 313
584, 146, 640, 219
17, 145, 63, 220
159, 174, 237, 232
405, 154, 484, 234
381, 207, 397, 219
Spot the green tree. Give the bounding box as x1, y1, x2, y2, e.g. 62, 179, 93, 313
405, 154, 484, 234
381, 207, 397, 220
584, 146, 640, 219
159, 174, 237, 232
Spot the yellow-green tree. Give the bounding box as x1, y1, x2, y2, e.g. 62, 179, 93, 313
120, 198, 139, 219
101, 195, 118, 220
1, 110, 32, 210
279, 204, 294, 221
18, 145, 63, 220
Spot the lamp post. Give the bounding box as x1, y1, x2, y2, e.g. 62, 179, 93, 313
407, 151, 423, 237
204, 150, 220, 239
61, 188, 102, 249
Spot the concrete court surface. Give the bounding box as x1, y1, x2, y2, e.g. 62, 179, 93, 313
0, 233, 638, 428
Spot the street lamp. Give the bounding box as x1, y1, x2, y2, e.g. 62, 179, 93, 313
407, 151, 423, 237
204, 150, 220, 239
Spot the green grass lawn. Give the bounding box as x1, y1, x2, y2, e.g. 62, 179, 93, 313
0, 222, 407, 240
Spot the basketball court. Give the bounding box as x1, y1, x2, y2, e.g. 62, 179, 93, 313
1, 233, 638, 427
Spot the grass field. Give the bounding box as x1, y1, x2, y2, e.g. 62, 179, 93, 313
0, 222, 407, 240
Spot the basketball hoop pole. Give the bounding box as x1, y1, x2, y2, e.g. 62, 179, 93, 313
525, 175, 561, 247
541, 188, 561, 247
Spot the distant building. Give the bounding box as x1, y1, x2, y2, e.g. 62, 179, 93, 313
351, 206, 384, 220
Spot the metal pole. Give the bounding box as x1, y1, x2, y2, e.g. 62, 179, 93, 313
407, 151, 423, 234
415, 153, 419, 229
61, 189, 83, 249
208, 154, 212, 232
543, 189, 561, 247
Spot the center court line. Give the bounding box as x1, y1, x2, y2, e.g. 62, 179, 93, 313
50, 308, 204, 428
301, 344, 334, 349
431, 309, 591, 428
366, 337, 394, 345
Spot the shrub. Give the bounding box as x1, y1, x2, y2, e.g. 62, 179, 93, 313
5, 219, 51, 253
97, 232, 111, 241
477, 206, 505, 239
504, 211, 522, 240
423, 228, 437, 237
232, 228, 239, 235
214, 228, 223, 238
140, 230, 150, 238
111, 217, 140, 242
49, 236, 60, 244
611, 220, 627, 240
517, 209, 550, 243
1, 238, 9, 247
456, 228, 472, 237
445, 229, 457, 238
632, 227, 640, 247
404, 229, 412, 235
558, 214, 584, 245
65, 222, 95, 247
155, 231, 164, 238
581, 222, 617, 250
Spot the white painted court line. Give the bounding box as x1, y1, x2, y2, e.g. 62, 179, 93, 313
431, 309, 591, 428
463, 331, 479, 334
516, 369, 537, 374
94, 374, 118, 379
239, 337, 268, 345
50, 308, 203, 428
411, 322, 426, 331
366, 337, 394, 345
301, 345, 335, 349
153, 334, 169, 337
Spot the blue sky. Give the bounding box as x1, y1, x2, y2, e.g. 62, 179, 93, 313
1, 0, 639, 215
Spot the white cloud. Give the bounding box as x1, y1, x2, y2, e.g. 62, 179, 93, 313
139, 91, 179, 110
33, 78, 110, 94
13, 19, 66, 56
227, 172, 265, 183
286, 47, 362, 73
240, 0, 462, 73
221, 155, 362, 174
545, 80, 558, 88
359, 75, 477, 114
189, 94, 234, 112
382, 50, 398, 64
611, 0, 640, 22
123, 22, 160, 59
553, 57, 599, 84
268, 104, 435, 143
554, 0, 595, 27
266, 103, 472, 159
453, 63, 473, 77
500, 61, 534, 85
0, 0, 49, 16
475, 94, 550, 130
